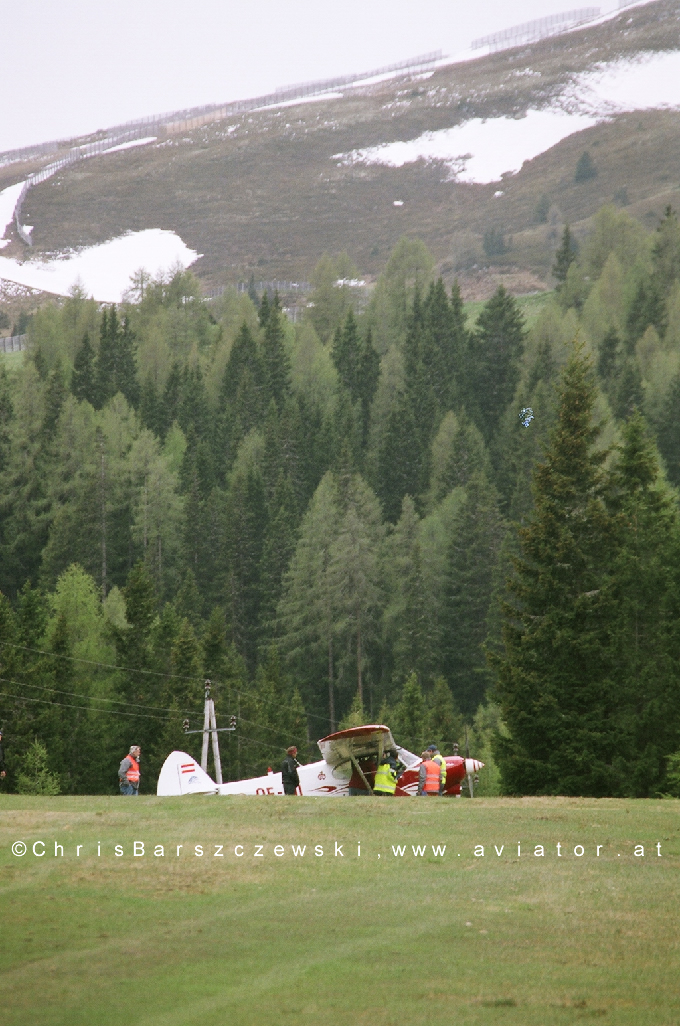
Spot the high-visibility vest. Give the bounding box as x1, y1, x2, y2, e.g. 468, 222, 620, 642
125, 755, 140, 784
374, 761, 397, 794
422, 758, 440, 793
432, 753, 447, 788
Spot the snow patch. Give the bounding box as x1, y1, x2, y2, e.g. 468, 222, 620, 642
333, 48, 680, 184
0, 229, 198, 303
569, 51, 680, 113
0, 180, 26, 238
253, 92, 343, 111
102, 136, 157, 155
334, 109, 598, 184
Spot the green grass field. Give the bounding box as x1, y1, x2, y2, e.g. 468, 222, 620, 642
2, 795, 678, 1026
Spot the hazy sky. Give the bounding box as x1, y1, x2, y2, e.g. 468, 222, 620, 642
2, 0, 623, 153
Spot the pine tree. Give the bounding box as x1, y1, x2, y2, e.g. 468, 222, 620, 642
655, 371, 680, 486
382, 495, 440, 686
495, 344, 615, 796
331, 309, 361, 399
596, 326, 622, 388
651, 205, 680, 294
391, 672, 427, 754
442, 472, 504, 716
612, 358, 644, 421
425, 676, 464, 755
552, 225, 578, 289
259, 471, 299, 637
469, 286, 526, 443
160, 362, 183, 438
262, 293, 291, 409
247, 274, 259, 308
626, 274, 666, 344
357, 328, 380, 446
574, 151, 597, 182
326, 473, 384, 710
71, 333, 97, 405
117, 316, 139, 408
222, 465, 267, 671
277, 472, 341, 730
375, 395, 422, 523
604, 413, 680, 795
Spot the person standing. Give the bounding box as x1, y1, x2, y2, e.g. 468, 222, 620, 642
118, 745, 141, 795
373, 750, 403, 796
0, 729, 6, 782
281, 745, 300, 795
427, 744, 447, 795
418, 751, 441, 796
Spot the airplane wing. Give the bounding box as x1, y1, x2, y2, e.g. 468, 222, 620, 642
317, 724, 397, 766
316, 724, 419, 768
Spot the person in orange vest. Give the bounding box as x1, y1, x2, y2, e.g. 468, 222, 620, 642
118, 745, 141, 795
426, 744, 447, 794
418, 750, 441, 796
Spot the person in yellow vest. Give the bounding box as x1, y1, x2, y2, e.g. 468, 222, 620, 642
373, 750, 404, 796
118, 745, 141, 795
426, 744, 447, 795
418, 750, 441, 795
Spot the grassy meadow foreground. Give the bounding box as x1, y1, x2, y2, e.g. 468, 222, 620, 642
2, 795, 679, 1025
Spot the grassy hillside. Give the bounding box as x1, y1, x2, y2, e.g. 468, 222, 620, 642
3, 795, 679, 1025
3, 0, 680, 290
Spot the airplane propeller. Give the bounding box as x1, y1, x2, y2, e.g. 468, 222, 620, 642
465, 726, 473, 798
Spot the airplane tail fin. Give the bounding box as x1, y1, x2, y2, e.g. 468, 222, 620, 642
156, 751, 218, 796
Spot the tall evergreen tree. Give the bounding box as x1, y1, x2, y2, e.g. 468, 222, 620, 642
655, 370, 680, 487
71, 333, 97, 405
468, 286, 526, 443
382, 495, 440, 687
651, 205, 680, 294
495, 344, 615, 796
604, 413, 680, 795
552, 225, 578, 288
261, 293, 291, 409
442, 472, 504, 715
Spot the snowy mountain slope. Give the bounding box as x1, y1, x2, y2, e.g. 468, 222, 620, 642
1, 0, 680, 296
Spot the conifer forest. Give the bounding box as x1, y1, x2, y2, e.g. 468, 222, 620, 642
2, 204, 680, 798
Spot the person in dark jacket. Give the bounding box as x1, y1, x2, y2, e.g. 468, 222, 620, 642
281, 746, 300, 795
0, 729, 6, 780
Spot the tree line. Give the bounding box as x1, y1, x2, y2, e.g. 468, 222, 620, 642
0, 205, 680, 795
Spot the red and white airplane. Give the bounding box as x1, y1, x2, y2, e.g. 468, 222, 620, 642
157, 724, 484, 797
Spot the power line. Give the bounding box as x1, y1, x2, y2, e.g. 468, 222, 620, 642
0, 674, 201, 716
0, 639, 333, 726
0, 682, 173, 722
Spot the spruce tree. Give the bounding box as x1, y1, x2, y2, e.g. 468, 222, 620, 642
604, 412, 680, 795
626, 274, 666, 344
574, 151, 597, 182
276, 472, 341, 730
495, 344, 615, 796
382, 495, 440, 687
262, 293, 291, 409
651, 205, 680, 294
612, 358, 644, 422
469, 286, 526, 443
552, 225, 577, 289
331, 309, 361, 399
357, 328, 380, 446
71, 333, 97, 405
442, 472, 504, 716
391, 672, 427, 754
655, 371, 680, 486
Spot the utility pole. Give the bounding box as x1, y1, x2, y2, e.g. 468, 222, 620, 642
183, 680, 236, 785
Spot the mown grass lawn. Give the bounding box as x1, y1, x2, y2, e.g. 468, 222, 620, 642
2, 795, 678, 1026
